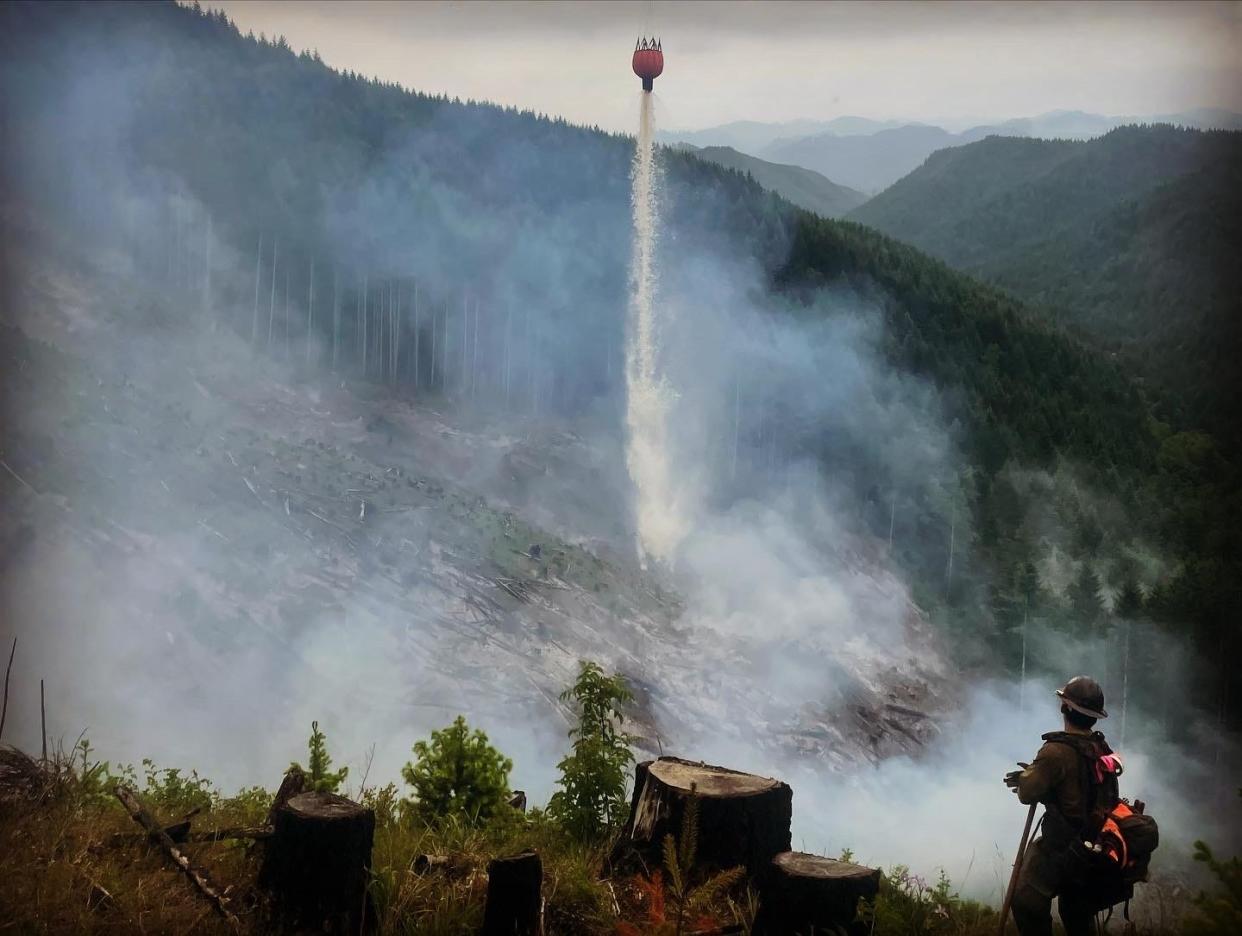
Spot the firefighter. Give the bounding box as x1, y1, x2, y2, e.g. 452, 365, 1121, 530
1004, 676, 1112, 936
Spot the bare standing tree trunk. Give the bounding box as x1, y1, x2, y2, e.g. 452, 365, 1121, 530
166, 197, 175, 283
413, 281, 420, 391
1019, 602, 1028, 715
461, 292, 469, 396
361, 274, 369, 377
504, 303, 512, 410
731, 376, 740, 481
377, 282, 385, 382
355, 275, 363, 374
252, 233, 263, 347
946, 501, 956, 589
268, 236, 278, 350
331, 266, 340, 373
471, 297, 480, 401
306, 258, 315, 367
1120, 618, 1129, 749
284, 266, 291, 359
529, 306, 539, 412
203, 212, 213, 319
174, 195, 183, 289
888, 491, 896, 552
393, 281, 401, 386
441, 301, 449, 392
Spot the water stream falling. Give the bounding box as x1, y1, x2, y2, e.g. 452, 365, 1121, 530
625, 92, 682, 564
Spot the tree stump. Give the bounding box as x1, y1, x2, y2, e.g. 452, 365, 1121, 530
611, 757, 792, 875
753, 851, 881, 936
482, 850, 543, 936
259, 791, 376, 934
411, 852, 473, 878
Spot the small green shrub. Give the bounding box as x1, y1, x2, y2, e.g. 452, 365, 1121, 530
860, 864, 995, 936
139, 758, 215, 815
401, 716, 512, 825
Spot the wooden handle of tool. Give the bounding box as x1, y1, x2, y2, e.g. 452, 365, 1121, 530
997, 802, 1037, 936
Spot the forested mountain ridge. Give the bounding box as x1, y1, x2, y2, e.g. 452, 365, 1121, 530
1, 0, 1237, 719
0, 1, 1149, 479
848, 126, 1242, 443
675, 144, 868, 218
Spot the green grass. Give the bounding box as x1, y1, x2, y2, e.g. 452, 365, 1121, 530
1, 744, 1226, 934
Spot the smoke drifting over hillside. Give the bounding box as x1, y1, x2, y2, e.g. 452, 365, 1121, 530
1, 2, 1237, 910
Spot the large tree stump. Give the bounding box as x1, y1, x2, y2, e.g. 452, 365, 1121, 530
612, 757, 792, 875
482, 850, 543, 936
259, 791, 376, 934
753, 851, 881, 936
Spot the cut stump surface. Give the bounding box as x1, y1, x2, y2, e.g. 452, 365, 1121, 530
259, 791, 376, 934
754, 851, 881, 936
612, 756, 792, 875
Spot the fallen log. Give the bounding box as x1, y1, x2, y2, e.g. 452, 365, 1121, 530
752, 851, 881, 936
410, 852, 474, 877
612, 757, 792, 875
107, 825, 273, 847
482, 850, 543, 936
113, 786, 241, 931
259, 790, 376, 934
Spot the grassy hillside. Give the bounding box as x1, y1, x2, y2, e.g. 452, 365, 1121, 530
680, 144, 868, 217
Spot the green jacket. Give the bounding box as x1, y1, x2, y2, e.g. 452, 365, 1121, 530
1017, 728, 1097, 828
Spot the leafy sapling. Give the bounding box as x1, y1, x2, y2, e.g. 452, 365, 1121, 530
548, 660, 636, 842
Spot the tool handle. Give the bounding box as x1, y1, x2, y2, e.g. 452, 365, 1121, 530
997, 803, 1038, 936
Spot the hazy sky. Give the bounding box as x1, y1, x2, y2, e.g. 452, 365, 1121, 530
207, 1, 1242, 132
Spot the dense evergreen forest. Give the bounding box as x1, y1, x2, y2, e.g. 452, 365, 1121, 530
850, 126, 1242, 445
1, 0, 1236, 727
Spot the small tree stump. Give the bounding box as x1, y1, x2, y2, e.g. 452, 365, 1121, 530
259, 791, 376, 934
482, 850, 543, 936
411, 852, 473, 878
612, 756, 792, 875
753, 851, 881, 936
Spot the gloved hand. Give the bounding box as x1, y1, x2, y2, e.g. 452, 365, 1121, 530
1003, 763, 1030, 793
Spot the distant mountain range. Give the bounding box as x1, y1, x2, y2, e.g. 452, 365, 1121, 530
656, 116, 906, 154
848, 124, 1242, 441
662, 109, 1242, 194
674, 143, 867, 218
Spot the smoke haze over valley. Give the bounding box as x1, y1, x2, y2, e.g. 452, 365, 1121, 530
1, 2, 1240, 931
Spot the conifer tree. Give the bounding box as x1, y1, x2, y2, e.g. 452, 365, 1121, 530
291, 720, 348, 793
401, 716, 511, 824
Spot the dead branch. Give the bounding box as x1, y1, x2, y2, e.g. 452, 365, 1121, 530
114, 785, 241, 931
495, 579, 530, 603
242, 476, 264, 505
0, 459, 36, 494
108, 825, 273, 847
